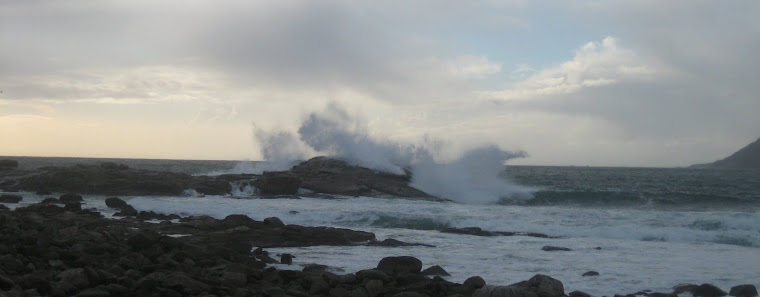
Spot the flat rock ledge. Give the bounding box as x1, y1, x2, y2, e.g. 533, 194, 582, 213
0, 157, 446, 200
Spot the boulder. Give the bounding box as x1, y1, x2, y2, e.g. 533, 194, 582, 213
541, 246, 571, 252
729, 285, 758, 297
569, 291, 592, 297
509, 274, 565, 297
474, 285, 538, 297
56, 268, 91, 289
582, 271, 599, 277
377, 256, 423, 274
0, 194, 23, 203
253, 172, 301, 195
674, 284, 699, 295
464, 276, 487, 289
421, 265, 450, 276
104, 197, 129, 209
280, 253, 294, 265
694, 284, 727, 297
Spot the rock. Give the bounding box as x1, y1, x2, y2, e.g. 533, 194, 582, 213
392, 293, 430, 297
290, 157, 441, 199
441, 227, 551, 238
221, 271, 247, 287
541, 246, 572, 251
421, 265, 451, 276
57, 268, 90, 289
221, 214, 256, 227
113, 205, 138, 217
280, 253, 294, 265
104, 197, 129, 209
509, 274, 565, 297
582, 271, 599, 276
0, 159, 18, 170
253, 172, 301, 195
59, 193, 83, 203
474, 285, 537, 297
75, 288, 111, 297
377, 256, 423, 274
356, 269, 391, 283
674, 284, 700, 294
263, 217, 285, 227
569, 290, 592, 297
368, 238, 435, 247
694, 284, 727, 297
0, 273, 16, 290
0, 194, 22, 203
41, 197, 62, 204
464, 276, 487, 289
729, 285, 758, 297
365, 279, 384, 297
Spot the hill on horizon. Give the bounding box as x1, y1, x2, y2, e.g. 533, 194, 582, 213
692, 137, 760, 168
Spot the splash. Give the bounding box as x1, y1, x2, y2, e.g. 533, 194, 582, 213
252, 103, 533, 204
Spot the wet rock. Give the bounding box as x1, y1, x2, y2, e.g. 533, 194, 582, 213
509, 274, 565, 297
0, 273, 16, 290
253, 172, 301, 195
377, 256, 423, 274
441, 227, 551, 238
222, 271, 247, 287
464, 276, 487, 289
649, 293, 678, 297
582, 271, 599, 276
59, 193, 83, 203
421, 265, 451, 276
104, 197, 129, 209
280, 253, 294, 265
356, 269, 391, 283
57, 268, 91, 289
729, 285, 758, 297
41, 197, 62, 204
0, 194, 22, 203
542, 246, 572, 251
693, 284, 727, 297
263, 216, 285, 227
221, 214, 256, 227
674, 284, 700, 295
368, 238, 435, 247
569, 290, 592, 297
474, 285, 537, 297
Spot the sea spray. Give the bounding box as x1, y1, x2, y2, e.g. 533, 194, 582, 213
250, 103, 534, 204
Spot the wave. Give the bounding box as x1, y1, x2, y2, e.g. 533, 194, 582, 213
508, 189, 756, 207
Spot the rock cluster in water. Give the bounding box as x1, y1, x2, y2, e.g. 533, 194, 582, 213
0, 157, 445, 200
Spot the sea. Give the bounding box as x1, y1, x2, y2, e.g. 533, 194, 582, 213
2, 156, 760, 296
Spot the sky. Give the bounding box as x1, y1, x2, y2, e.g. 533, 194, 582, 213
1, 0, 759, 167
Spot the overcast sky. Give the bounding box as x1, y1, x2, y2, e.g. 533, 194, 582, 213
1, 0, 758, 167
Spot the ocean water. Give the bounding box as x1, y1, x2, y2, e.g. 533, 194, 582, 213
2, 157, 760, 296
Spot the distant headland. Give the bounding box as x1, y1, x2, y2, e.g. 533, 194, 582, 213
692, 137, 760, 168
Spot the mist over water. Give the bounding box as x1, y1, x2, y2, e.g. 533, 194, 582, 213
252, 103, 533, 204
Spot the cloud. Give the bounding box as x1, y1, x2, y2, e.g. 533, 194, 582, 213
482, 37, 657, 101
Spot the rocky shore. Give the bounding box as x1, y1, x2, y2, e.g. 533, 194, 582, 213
1, 194, 757, 297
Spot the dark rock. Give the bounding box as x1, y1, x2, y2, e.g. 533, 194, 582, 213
290, 157, 441, 199
75, 288, 111, 297
648, 293, 678, 297
368, 238, 435, 247
0, 194, 22, 203
113, 205, 138, 217
441, 227, 551, 238
464, 276, 487, 289
542, 246, 572, 251
421, 265, 450, 276
253, 172, 301, 195
474, 285, 537, 297
57, 268, 90, 289
509, 274, 565, 297
280, 253, 294, 265
221, 214, 256, 227
674, 284, 700, 295
694, 284, 727, 297
356, 269, 391, 283
127, 230, 161, 250
263, 217, 285, 227
104, 197, 129, 209
64, 201, 82, 212
570, 290, 592, 297
41, 197, 62, 204
582, 271, 599, 276
730, 285, 758, 297
221, 271, 247, 287
377, 256, 423, 274
302, 264, 329, 273
59, 193, 83, 203
0, 273, 16, 290
0, 204, 8, 211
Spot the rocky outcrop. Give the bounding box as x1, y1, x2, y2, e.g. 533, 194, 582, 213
442, 226, 553, 238
730, 285, 758, 297
252, 172, 301, 195
0, 194, 22, 203
290, 157, 443, 200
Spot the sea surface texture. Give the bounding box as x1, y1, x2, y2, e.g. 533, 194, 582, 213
3, 157, 760, 296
